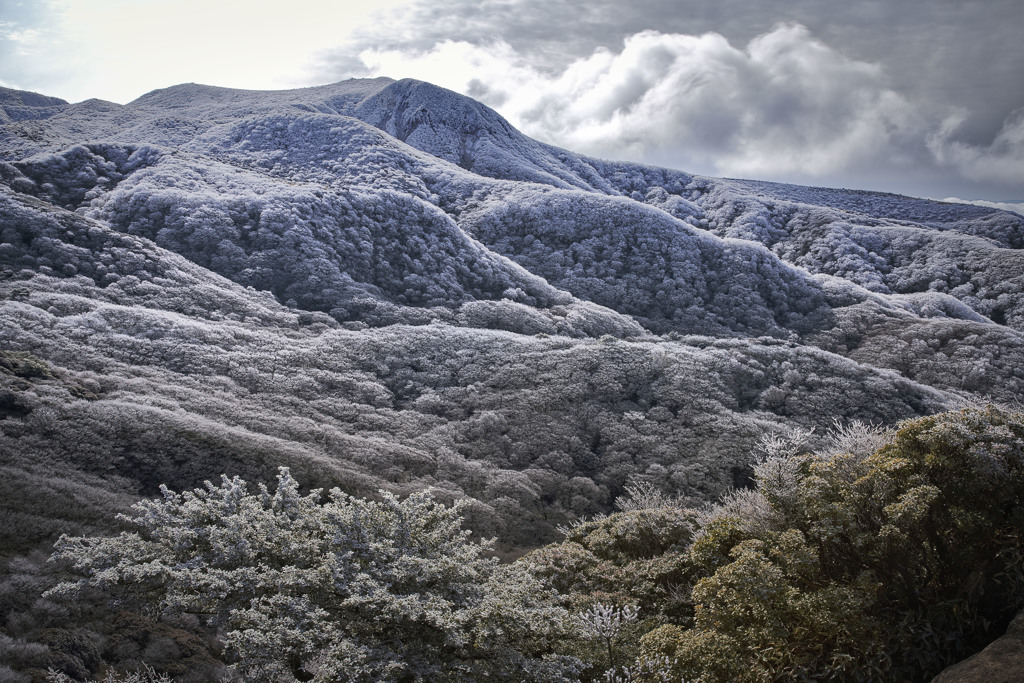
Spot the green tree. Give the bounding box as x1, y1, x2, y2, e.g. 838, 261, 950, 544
640, 407, 1024, 682
48, 469, 579, 682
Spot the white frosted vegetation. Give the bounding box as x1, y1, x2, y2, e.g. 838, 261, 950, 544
48, 469, 578, 681
0, 74, 1022, 679
1, 76, 1020, 547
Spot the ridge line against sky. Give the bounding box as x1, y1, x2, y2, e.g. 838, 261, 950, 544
1, 0, 1022, 205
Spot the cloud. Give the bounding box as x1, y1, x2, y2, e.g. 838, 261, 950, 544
360, 26, 920, 175
0, 0, 411, 103
0, 23, 41, 51
930, 109, 1024, 189
358, 24, 1024, 196
940, 198, 1024, 216
0, 1, 66, 94
338, 0, 1024, 149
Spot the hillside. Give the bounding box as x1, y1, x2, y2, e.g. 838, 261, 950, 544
2, 77, 1023, 554
1, 75, 1023, 681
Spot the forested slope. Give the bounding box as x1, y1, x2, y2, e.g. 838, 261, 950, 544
3, 74, 1022, 547
0, 77, 1022, 681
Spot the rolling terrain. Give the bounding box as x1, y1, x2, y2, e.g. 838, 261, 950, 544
1, 77, 1022, 558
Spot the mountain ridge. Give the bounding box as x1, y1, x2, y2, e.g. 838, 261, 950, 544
1, 75, 1022, 683
1, 76, 1022, 559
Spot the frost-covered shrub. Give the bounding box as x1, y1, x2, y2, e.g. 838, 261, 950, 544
819, 418, 892, 460
576, 603, 639, 671
45, 664, 172, 683
457, 298, 557, 335
694, 182, 1024, 331
13, 144, 132, 210
84, 154, 571, 325
524, 507, 699, 621
614, 480, 678, 512
49, 469, 579, 682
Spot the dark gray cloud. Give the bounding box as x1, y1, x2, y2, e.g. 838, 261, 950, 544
2, 0, 1021, 201
327, 0, 1024, 140
320, 0, 1024, 200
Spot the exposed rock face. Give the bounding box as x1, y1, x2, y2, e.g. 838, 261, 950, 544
932, 611, 1024, 683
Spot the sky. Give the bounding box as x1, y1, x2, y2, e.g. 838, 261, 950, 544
2, 0, 1022, 205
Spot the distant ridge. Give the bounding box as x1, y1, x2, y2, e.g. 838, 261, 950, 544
0, 85, 67, 123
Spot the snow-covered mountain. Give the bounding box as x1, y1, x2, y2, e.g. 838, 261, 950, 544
1, 78, 1022, 553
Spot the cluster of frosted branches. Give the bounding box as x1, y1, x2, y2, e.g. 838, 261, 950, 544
602, 655, 684, 683
577, 602, 640, 672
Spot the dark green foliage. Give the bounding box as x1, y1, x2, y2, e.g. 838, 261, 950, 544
33, 629, 101, 680
631, 407, 1024, 682
0, 350, 55, 380
526, 508, 699, 621
0, 389, 31, 419
101, 612, 228, 681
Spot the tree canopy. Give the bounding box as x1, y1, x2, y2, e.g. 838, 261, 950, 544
48, 470, 578, 682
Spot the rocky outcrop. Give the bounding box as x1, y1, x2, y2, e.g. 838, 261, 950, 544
932, 611, 1024, 683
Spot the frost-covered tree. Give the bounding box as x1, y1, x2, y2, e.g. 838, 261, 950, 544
576, 603, 639, 671
47, 469, 578, 682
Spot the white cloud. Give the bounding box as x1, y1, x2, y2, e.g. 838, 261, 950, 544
360, 25, 926, 177
359, 24, 1023, 194
0, 22, 41, 47
940, 198, 1024, 216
